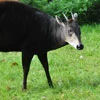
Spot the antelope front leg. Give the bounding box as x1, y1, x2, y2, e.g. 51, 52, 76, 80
37, 53, 53, 88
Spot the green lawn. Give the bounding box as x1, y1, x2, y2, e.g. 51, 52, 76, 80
0, 24, 100, 100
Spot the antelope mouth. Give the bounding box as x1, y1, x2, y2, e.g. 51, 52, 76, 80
76, 44, 84, 50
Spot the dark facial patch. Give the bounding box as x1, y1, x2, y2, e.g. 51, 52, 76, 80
69, 20, 81, 36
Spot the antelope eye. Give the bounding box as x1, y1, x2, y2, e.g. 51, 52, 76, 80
68, 29, 72, 33
68, 29, 73, 36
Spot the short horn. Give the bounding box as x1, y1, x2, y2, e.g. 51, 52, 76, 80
62, 13, 69, 21
55, 15, 65, 27
55, 15, 60, 24
71, 12, 74, 20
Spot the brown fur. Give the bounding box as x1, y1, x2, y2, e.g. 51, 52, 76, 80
0, 0, 18, 2
68, 19, 74, 23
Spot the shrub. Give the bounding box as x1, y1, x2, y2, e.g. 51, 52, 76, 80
80, 0, 100, 24
20, 0, 100, 24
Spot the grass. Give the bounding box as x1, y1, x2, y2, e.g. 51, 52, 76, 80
0, 24, 100, 100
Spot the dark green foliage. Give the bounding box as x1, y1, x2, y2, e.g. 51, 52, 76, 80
20, 0, 100, 24
80, 0, 100, 24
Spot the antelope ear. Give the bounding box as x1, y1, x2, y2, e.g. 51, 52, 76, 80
71, 12, 78, 21
73, 13, 78, 20
55, 15, 65, 27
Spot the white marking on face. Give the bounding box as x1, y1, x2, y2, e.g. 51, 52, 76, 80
65, 33, 80, 49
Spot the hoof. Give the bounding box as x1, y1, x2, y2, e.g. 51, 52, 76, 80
49, 82, 54, 88
22, 86, 27, 91
50, 85, 54, 88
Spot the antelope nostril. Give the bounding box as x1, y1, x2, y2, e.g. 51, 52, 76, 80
77, 44, 84, 50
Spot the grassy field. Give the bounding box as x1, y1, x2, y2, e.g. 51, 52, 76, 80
0, 24, 100, 100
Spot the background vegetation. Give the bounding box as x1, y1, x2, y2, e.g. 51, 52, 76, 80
20, 0, 100, 24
